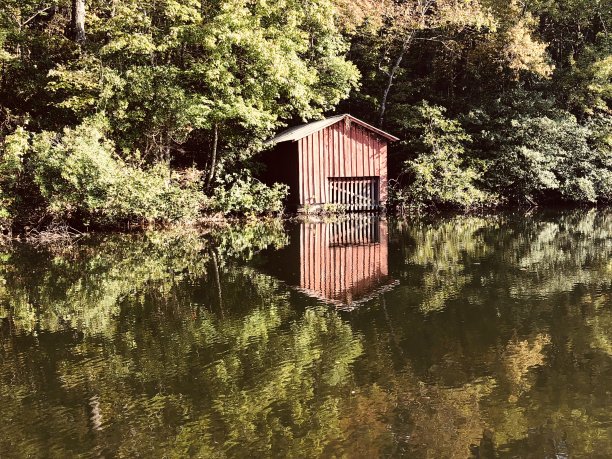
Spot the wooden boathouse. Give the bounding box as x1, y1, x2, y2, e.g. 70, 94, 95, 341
262, 114, 398, 212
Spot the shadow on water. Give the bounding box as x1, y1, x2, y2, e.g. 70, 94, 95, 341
0, 210, 610, 457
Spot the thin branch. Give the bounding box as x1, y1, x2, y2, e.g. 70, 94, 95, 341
21, 5, 54, 27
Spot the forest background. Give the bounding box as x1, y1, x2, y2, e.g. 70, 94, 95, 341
0, 0, 610, 232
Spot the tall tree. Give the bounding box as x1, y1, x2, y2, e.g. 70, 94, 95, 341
71, 0, 85, 43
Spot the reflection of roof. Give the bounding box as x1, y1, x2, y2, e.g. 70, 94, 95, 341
267, 114, 399, 145
295, 277, 399, 311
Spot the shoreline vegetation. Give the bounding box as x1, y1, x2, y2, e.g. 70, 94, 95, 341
1, 0, 610, 236
1, 203, 609, 242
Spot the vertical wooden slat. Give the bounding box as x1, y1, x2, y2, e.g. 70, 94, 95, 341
339, 123, 344, 177
298, 140, 304, 205
321, 128, 327, 203
362, 179, 366, 210
304, 137, 310, 205
347, 124, 352, 178
323, 127, 329, 203
374, 136, 380, 176
356, 127, 363, 177
338, 122, 347, 177
380, 143, 387, 205
368, 133, 374, 177
329, 128, 333, 189
365, 132, 371, 177
360, 132, 366, 178
302, 137, 307, 205
314, 132, 321, 204
309, 134, 315, 204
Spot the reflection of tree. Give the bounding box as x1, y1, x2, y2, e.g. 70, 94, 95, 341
168, 305, 363, 458
508, 210, 612, 298
501, 333, 551, 402
0, 220, 288, 336
586, 294, 612, 356
0, 229, 210, 336
393, 210, 611, 313
0, 223, 365, 456
393, 216, 495, 313
357, 210, 612, 457
1, 212, 611, 457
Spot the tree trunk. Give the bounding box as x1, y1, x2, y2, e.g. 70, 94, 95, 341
206, 123, 219, 189
378, 33, 413, 127
71, 0, 86, 43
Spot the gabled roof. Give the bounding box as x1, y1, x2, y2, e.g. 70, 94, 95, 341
267, 114, 399, 145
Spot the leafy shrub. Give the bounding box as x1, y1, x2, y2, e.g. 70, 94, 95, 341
209, 175, 288, 216
0, 116, 204, 229
475, 108, 612, 204
398, 102, 492, 210
0, 127, 34, 230
461, 91, 612, 205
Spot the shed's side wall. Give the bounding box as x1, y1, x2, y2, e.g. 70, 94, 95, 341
297, 121, 388, 206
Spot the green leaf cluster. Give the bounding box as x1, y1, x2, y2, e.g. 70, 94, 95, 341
395, 102, 492, 210
0, 115, 204, 228
209, 174, 289, 216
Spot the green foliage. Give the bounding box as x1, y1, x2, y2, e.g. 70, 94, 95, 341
558, 34, 612, 115
2, 0, 359, 166
0, 0, 611, 221
209, 175, 288, 216
0, 117, 204, 228
397, 102, 491, 210
466, 93, 612, 204
0, 0, 360, 226
210, 219, 289, 262
0, 126, 27, 225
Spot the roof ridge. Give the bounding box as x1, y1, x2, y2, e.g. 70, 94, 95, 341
266, 114, 398, 145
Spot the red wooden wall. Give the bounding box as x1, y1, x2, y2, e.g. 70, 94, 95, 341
299, 219, 391, 307
297, 119, 388, 206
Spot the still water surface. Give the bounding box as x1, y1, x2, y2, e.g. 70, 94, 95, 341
0, 211, 611, 458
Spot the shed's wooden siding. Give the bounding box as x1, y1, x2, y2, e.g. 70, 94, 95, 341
297, 120, 388, 206
299, 219, 389, 306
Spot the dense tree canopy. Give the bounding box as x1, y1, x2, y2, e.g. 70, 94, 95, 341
0, 0, 610, 229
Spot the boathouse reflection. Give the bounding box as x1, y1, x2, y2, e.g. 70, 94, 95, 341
297, 217, 396, 309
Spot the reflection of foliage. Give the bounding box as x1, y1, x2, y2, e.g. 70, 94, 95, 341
586, 295, 612, 356
1, 212, 611, 457
208, 219, 289, 264
171, 306, 364, 458
394, 210, 611, 313
508, 210, 612, 298
0, 229, 209, 335
0, 225, 363, 457
0, 220, 289, 336
403, 378, 496, 459
501, 333, 551, 402
372, 210, 612, 456
395, 216, 495, 313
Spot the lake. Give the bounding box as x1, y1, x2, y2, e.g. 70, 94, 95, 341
1, 210, 610, 458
